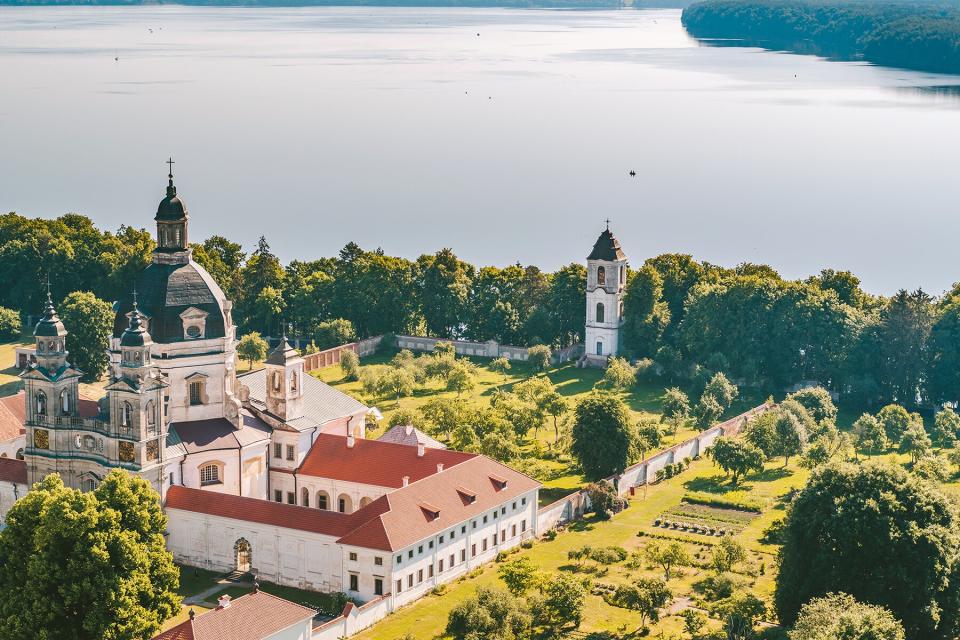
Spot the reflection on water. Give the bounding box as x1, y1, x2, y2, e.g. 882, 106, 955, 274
1, 7, 959, 295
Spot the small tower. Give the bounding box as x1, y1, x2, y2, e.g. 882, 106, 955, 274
154, 158, 190, 263
584, 223, 628, 366
21, 288, 83, 486
264, 332, 304, 422
105, 297, 169, 491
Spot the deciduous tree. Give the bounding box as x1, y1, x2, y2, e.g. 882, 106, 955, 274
59, 291, 113, 382
571, 394, 639, 480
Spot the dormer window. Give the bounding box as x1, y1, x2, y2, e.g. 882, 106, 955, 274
179, 307, 208, 341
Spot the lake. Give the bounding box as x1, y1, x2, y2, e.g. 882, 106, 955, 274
1, 6, 958, 294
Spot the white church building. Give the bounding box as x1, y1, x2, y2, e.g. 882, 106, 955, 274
0, 168, 540, 611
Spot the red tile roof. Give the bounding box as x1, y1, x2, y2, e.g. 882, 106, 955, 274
337, 456, 540, 551
0, 393, 25, 442
167, 445, 540, 553
152, 590, 315, 640
0, 391, 99, 443
297, 434, 474, 488
165, 485, 366, 538
0, 458, 27, 485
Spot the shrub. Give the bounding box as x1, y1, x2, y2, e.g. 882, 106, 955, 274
590, 546, 629, 564
693, 572, 750, 601
339, 349, 360, 381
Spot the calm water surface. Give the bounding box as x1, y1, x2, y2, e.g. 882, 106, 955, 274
1, 7, 958, 294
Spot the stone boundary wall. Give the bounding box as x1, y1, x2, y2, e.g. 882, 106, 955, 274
395, 335, 583, 365
535, 402, 772, 531
302, 336, 383, 372
312, 593, 392, 640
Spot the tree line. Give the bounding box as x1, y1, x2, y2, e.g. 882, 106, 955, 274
6, 212, 960, 411
682, 0, 960, 75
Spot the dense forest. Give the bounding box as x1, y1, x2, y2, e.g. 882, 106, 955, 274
3, 211, 960, 412
682, 0, 960, 74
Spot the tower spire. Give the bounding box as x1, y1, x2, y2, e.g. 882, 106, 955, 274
166, 157, 176, 197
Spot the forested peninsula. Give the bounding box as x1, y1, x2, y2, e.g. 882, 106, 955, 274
682, 0, 960, 74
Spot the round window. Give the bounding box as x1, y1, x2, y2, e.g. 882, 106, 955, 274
186, 325, 201, 338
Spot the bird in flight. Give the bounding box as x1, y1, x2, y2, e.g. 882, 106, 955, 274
629, 170, 636, 177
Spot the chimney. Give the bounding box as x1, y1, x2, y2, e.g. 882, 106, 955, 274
402, 475, 409, 487
417, 442, 425, 458
217, 595, 231, 610
347, 432, 355, 448
405, 425, 413, 436
437, 463, 444, 473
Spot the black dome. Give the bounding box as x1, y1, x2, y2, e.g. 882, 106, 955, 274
113, 260, 228, 344
34, 294, 67, 338
156, 181, 187, 222
120, 301, 151, 347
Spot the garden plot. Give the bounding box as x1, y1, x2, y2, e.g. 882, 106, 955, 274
654, 502, 760, 537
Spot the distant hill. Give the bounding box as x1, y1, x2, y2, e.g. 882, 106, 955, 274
682, 0, 960, 74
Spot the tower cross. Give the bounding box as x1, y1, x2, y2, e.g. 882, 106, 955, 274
605, 218, 610, 231
166, 157, 175, 177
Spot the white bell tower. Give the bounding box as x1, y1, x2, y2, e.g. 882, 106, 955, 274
585, 222, 627, 366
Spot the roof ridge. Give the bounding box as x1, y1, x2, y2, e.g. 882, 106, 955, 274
234, 589, 317, 615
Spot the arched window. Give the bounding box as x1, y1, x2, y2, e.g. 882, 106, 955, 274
15, 449, 23, 460
338, 494, 352, 514
145, 400, 157, 436
301, 487, 310, 507
317, 491, 330, 510
82, 478, 98, 492
121, 402, 133, 428
199, 463, 221, 486
596, 302, 605, 324
597, 266, 606, 286
359, 496, 372, 509
272, 371, 282, 391
36, 391, 47, 416
60, 389, 69, 414
290, 372, 297, 392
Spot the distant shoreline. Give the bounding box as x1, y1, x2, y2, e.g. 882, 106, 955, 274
682, 0, 960, 75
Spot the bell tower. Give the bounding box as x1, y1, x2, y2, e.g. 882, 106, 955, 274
263, 332, 304, 422
154, 157, 190, 263
584, 222, 628, 366
104, 296, 169, 493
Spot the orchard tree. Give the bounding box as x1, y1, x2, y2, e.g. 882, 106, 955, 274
711, 537, 747, 573
601, 357, 637, 391
682, 609, 707, 638
912, 455, 950, 483
636, 420, 663, 460
775, 461, 960, 639
645, 540, 691, 581
852, 413, 887, 456
236, 332, 268, 371
788, 592, 905, 640
774, 410, 808, 466
0, 471, 180, 640
609, 578, 672, 630
527, 344, 552, 372
312, 318, 356, 349
702, 372, 739, 412
570, 394, 639, 480
932, 408, 960, 449
899, 421, 932, 464
694, 394, 724, 429
538, 573, 586, 630
715, 592, 766, 640
446, 587, 530, 640
387, 408, 418, 429
709, 437, 765, 484
877, 404, 912, 443
490, 356, 511, 382
661, 387, 691, 432
497, 557, 540, 597
787, 387, 837, 425
446, 360, 477, 396
59, 291, 113, 382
